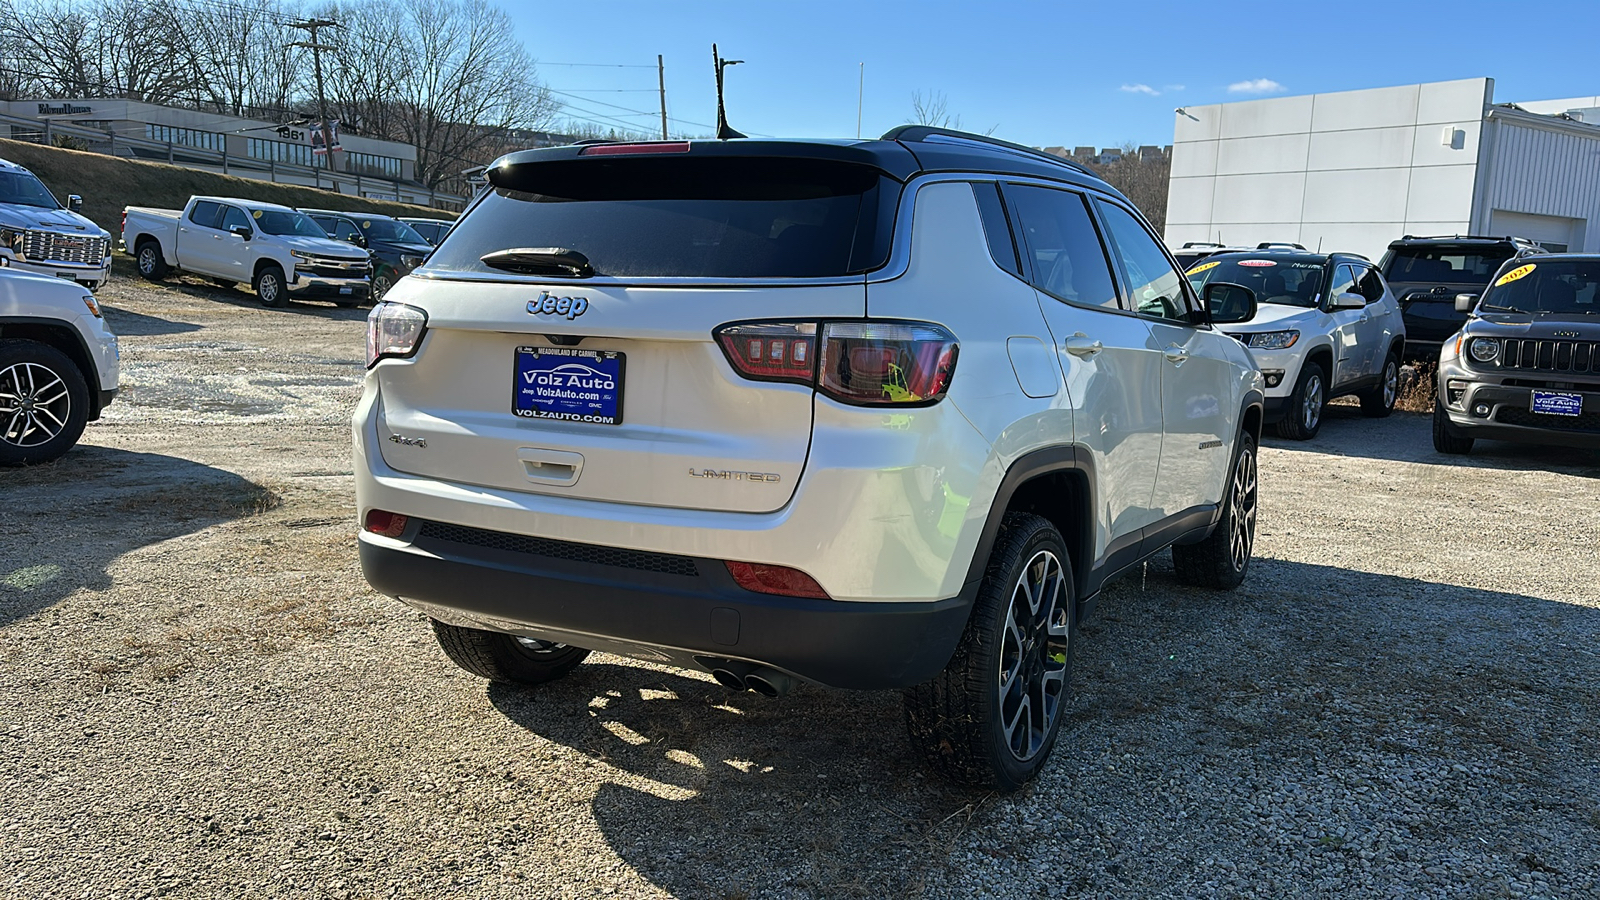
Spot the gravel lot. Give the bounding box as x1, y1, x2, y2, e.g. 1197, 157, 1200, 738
3, 272, 1598, 899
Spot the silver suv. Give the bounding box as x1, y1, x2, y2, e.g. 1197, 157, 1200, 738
353, 128, 1266, 789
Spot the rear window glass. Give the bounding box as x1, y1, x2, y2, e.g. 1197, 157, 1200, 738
1383, 247, 1513, 286
428, 157, 900, 279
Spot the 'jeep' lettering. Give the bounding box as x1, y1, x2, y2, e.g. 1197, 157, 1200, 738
527, 291, 588, 320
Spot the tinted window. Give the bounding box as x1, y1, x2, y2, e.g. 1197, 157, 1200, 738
1187, 256, 1325, 308
328, 218, 362, 242
219, 205, 251, 233
0, 171, 59, 209
1329, 264, 1357, 303
189, 201, 222, 228
1355, 265, 1385, 302
1383, 246, 1514, 286
971, 183, 1020, 277
429, 157, 900, 279
358, 217, 427, 244
1003, 184, 1119, 310
1096, 201, 1190, 322
255, 210, 329, 238
1482, 259, 1600, 314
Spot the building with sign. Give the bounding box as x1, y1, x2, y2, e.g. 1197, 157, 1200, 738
1165, 78, 1600, 260
0, 97, 449, 206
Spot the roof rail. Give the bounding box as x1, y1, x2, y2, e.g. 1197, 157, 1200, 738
1256, 242, 1307, 250
1182, 241, 1227, 249
1398, 234, 1538, 243
880, 125, 1093, 175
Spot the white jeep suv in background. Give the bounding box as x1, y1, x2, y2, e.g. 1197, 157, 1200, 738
0, 263, 119, 465
354, 129, 1265, 790
1187, 250, 1405, 440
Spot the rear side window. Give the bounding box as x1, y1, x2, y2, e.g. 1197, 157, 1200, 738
189, 201, 222, 228
971, 182, 1021, 277
429, 157, 901, 279
1003, 184, 1120, 310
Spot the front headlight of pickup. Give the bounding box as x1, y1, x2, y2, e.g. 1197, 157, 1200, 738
1468, 337, 1500, 364
290, 250, 315, 261
1246, 330, 1300, 350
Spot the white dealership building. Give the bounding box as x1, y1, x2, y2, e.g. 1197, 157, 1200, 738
1165, 77, 1600, 260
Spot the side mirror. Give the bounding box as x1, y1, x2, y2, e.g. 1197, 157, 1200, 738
1454, 293, 1479, 313
346, 234, 366, 247
66, 194, 83, 212
1331, 292, 1365, 310
229, 224, 253, 240
1205, 282, 1258, 325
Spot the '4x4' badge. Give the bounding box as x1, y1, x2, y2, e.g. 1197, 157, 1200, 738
528, 291, 589, 320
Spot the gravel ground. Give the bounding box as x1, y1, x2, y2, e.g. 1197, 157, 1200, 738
2, 273, 1597, 899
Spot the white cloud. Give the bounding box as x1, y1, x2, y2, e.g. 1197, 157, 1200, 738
1228, 78, 1285, 95
1120, 83, 1160, 96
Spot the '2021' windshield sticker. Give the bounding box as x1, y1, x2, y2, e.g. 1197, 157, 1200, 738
1237, 260, 1277, 267
1495, 263, 1536, 287
1186, 260, 1220, 276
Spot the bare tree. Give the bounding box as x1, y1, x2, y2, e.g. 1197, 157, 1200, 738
908, 90, 959, 129
1086, 143, 1171, 233
178, 0, 302, 116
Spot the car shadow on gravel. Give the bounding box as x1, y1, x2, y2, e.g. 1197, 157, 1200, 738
100, 305, 203, 336
486, 667, 983, 898
0, 446, 276, 627
1263, 406, 1600, 476
130, 275, 371, 321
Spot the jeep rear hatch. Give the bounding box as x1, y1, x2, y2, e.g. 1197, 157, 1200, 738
375, 148, 905, 513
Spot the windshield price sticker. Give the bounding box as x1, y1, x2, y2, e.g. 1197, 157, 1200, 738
251, 209, 262, 219
1186, 260, 1220, 275
1495, 264, 1536, 287
1238, 260, 1277, 267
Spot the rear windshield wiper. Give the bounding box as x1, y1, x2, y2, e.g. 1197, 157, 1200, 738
480, 247, 594, 278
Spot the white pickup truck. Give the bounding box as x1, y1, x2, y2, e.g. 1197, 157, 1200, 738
122, 196, 372, 307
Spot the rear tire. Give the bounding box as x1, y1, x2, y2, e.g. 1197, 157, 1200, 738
135, 240, 167, 280
1360, 353, 1399, 418
0, 339, 91, 467
1432, 400, 1473, 455
904, 513, 1075, 791
1171, 433, 1258, 590
430, 620, 591, 686
254, 264, 287, 308
1276, 361, 1325, 440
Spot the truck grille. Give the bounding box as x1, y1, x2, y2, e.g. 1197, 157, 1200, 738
1496, 338, 1599, 375
416, 521, 701, 577
21, 230, 107, 266
1496, 405, 1600, 433
297, 258, 371, 279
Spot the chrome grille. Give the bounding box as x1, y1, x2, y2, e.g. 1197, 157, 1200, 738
21, 230, 107, 266
1497, 338, 1599, 374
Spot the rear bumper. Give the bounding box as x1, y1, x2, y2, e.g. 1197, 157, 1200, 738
360, 525, 972, 689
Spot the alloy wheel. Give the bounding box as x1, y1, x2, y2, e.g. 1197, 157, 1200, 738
0, 362, 71, 447
138, 245, 157, 274
1303, 372, 1323, 431
998, 550, 1070, 762
259, 274, 280, 304
1229, 446, 1258, 571
1382, 360, 1398, 408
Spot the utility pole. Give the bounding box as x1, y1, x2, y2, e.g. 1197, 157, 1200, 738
657, 55, 668, 140
290, 18, 339, 172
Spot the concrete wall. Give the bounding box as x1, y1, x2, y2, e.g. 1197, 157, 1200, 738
1166, 78, 1493, 261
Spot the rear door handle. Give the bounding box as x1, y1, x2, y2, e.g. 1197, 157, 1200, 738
518, 447, 584, 485
1064, 334, 1103, 358
1163, 344, 1189, 364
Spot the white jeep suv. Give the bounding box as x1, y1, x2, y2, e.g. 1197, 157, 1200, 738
1186, 250, 1405, 440
354, 129, 1266, 790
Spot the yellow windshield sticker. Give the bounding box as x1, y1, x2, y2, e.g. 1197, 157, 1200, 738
251, 209, 262, 219
1495, 263, 1535, 287
1186, 260, 1220, 276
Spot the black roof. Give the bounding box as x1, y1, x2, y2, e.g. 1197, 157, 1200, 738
1202, 249, 1371, 265
485, 127, 1124, 201
299, 207, 400, 221
1388, 234, 1541, 248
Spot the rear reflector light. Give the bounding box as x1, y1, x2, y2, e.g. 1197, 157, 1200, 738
713, 320, 958, 406
579, 142, 691, 156
363, 510, 409, 538
725, 561, 830, 599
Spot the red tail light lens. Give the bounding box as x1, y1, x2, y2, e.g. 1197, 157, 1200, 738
363, 509, 409, 538
578, 142, 691, 156
713, 320, 958, 406
725, 561, 831, 599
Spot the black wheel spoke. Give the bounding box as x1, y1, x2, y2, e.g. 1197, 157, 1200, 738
998, 548, 1070, 764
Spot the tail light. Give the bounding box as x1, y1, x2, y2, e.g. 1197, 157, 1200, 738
363, 509, 409, 537
725, 561, 830, 599
366, 302, 428, 367
714, 320, 958, 406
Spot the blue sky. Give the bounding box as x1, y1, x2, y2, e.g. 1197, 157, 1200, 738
513, 0, 1600, 149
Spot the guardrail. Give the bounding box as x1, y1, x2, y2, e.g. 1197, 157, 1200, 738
0, 112, 465, 211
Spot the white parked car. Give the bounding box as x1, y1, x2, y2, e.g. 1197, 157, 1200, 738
1186, 250, 1406, 439
353, 128, 1267, 790
122, 196, 372, 307
0, 157, 112, 291
0, 262, 118, 465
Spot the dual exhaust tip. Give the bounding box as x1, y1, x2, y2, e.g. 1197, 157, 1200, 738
708, 662, 795, 697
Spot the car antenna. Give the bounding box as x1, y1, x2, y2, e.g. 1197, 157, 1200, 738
713, 43, 746, 140
1317, 237, 1323, 252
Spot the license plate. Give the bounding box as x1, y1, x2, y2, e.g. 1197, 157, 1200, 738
339, 286, 353, 295
513, 346, 624, 425
1530, 390, 1582, 417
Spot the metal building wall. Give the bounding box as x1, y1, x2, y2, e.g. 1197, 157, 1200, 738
1475, 110, 1600, 252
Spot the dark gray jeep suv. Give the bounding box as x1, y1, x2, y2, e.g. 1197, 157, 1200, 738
1381, 235, 1544, 359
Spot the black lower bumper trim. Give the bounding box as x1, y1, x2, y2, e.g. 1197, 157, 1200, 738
360, 529, 974, 690
1263, 395, 1289, 423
